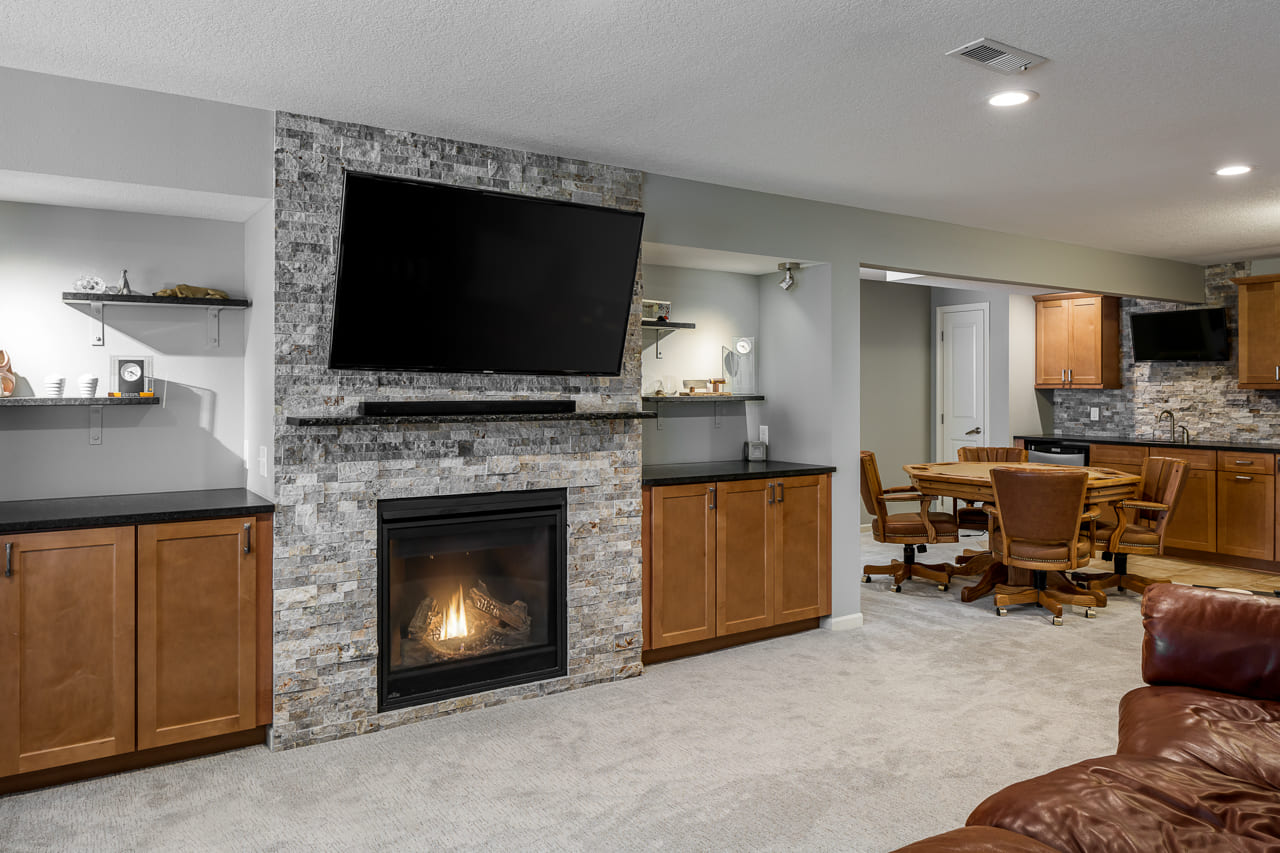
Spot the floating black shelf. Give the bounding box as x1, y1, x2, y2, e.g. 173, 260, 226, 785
61, 292, 251, 309
285, 410, 655, 426
640, 319, 696, 330
642, 394, 765, 403
0, 396, 160, 407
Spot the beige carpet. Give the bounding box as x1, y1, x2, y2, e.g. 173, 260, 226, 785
1, 539, 1147, 852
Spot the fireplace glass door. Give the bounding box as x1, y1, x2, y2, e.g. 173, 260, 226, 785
378, 489, 567, 710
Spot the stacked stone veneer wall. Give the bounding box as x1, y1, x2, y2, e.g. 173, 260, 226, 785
271, 112, 645, 748
1051, 261, 1280, 442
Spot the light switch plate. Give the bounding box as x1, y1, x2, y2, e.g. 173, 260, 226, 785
759, 425, 769, 443
1090, 407, 1100, 421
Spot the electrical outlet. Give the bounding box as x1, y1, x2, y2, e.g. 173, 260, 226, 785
759, 425, 769, 443
1090, 407, 1100, 421
258, 445, 271, 478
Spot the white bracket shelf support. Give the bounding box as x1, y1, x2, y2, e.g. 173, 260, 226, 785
90, 302, 105, 346
88, 405, 103, 445
207, 307, 223, 347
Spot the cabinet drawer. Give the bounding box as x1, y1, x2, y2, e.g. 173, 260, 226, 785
1217, 451, 1275, 474
1150, 447, 1217, 470
1090, 444, 1148, 468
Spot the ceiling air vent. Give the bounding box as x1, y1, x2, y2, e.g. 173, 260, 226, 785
947, 38, 1047, 74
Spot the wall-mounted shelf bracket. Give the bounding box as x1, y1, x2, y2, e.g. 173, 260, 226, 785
90, 302, 105, 346
207, 308, 223, 347
714, 401, 722, 429
88, 405, 103, 445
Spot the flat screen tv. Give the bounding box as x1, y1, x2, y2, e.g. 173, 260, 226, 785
1130, 307, 1229, 362
328, 171, 644, 376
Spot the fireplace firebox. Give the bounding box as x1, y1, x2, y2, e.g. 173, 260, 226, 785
377, 489, 568, 711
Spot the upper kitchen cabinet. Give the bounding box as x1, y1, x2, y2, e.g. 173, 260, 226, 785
1234, 274, 1280, 389
1033, 292, 1122, 389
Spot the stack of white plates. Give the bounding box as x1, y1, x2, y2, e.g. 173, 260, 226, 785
78, 374, 99, 398
43, 376, 66, 398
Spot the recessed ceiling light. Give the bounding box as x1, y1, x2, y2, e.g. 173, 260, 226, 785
1215, 164, 1252, 176
988, 90, 1038, 107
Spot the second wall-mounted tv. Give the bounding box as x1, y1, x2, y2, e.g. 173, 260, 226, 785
328, 171, 645, 376
1130, 307, 1229, 362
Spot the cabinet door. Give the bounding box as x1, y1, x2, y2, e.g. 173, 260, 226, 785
1238, 283, 1280, 388
716, 479, 774, 635
1164, 468, 1216, 553
773, 475, 831, 623
1067, 297, 1103, 385
137, 518, 257, 749
1035, 299, 1070, 387
0, 527, 135, 777
1216, 473, 1275, 560
650, 484, 717, 649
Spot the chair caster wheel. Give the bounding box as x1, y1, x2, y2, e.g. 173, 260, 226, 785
996, 606, 1007, 616
1085, 607, 1097, 619
893, 584, 903, 593
862, 574, 871, 583
1052, 616, 1064, 626
938, 584, 949, 592
917, 544, 927, 553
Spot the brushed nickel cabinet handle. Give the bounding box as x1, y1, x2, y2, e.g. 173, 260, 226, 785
1235, 460, 1254, 465
1068, 369, 1073, 382
708, 486, 716, 511
1236, 475, 1254, 481
777, 482, 785, 503
768, 483, 776, 504
243, 522, 252, 554
4, 543, 11, 578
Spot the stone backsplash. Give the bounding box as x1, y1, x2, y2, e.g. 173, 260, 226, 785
271, 112, 645, 748
1050, 261, 1280, 443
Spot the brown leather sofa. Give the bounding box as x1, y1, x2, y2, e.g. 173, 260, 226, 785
893, 583, 1280, 852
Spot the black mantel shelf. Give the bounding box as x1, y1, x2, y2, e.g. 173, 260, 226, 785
642, 394, 765, 403
61, 291, 251, 309
285, 410, 656, 426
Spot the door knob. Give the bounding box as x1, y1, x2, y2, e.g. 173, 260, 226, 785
965, 427, 982, 436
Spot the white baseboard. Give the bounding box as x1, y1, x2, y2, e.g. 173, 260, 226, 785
822, 612, 864, 631
859, 522, 872, 533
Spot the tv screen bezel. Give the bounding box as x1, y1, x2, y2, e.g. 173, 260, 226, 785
1129, 306, 1230, 362
326, 170, 644, 377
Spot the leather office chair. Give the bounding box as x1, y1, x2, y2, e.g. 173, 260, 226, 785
860, 450, 960, 592
954, 446, 1028, 532
987, 466, 1104, 625
1075, 456, 1187, 594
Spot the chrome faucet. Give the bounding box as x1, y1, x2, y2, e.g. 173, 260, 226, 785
1156, 410, 1175, 441
1177, 425, 1191, 444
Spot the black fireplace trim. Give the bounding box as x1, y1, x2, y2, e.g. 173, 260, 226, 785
376, 488, 569, 713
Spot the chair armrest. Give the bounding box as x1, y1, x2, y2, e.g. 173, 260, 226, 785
1142, 584, 1280, 699
882, 492, 928, 502
884, 485, 919, 494
1118, 499, 1168, 512
1080, 507, 1101, 521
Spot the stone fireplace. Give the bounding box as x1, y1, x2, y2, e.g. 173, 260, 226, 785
271, 112, 645, 749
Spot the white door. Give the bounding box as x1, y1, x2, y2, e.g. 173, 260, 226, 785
936, 304, 989, 462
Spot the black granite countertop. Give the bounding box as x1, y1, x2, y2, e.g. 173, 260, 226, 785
1016, 434, 1280, 455
286, 411, 656, 426
642, 460, 836, 486
0, 488, 274, 534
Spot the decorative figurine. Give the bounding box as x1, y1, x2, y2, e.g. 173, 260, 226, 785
118, 269, 132, 296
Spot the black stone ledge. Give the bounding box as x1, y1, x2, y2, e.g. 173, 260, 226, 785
1017, 434, 1280, 455
642, 460, 837, 486
285, 411, 656, 426
0, 488, 274, 534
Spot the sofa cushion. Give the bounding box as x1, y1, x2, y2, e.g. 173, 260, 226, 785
967, 753, 1280, 852
1142, 584, 1280, 701
1118, 684, 1280, 790
874, 511, 959, 537
888, 825, 1056, 852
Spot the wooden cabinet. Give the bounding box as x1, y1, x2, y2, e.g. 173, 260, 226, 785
1, 513, 270, 783
649, 484, 717, 649
1235, 274, 1280, 389
1158, 448, 1218, 553
1217, 467, 1276, 560
1033, 293, 1121, 389
1089, 443, 1146, 476
0, 527, 135, 777
644, 474, 832, 653
137, 518, 257, 749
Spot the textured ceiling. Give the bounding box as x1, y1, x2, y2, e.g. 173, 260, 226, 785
4, 0, 1279, 263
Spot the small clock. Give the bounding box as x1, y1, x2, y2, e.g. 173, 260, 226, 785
110, 356, 152, 396
735, 338, 754, 355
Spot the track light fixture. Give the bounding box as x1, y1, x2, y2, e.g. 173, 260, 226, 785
778, 262, 800, 291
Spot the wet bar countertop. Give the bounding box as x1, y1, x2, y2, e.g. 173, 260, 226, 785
0, 488, 274, 533
642, 460, 836, 486
1016, 433, 1280, 455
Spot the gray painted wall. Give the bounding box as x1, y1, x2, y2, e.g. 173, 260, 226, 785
243, 203, 276, 499
859, 280, 932, 521
640, 264, 759, 464
641, 173, 1204, 624
0, 201, 249, 500
1009, 293, 1055, 437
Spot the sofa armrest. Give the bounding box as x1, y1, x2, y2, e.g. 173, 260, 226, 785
1142, 583, 1280, 700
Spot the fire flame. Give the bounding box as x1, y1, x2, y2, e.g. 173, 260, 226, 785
441, 585, 469, 640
